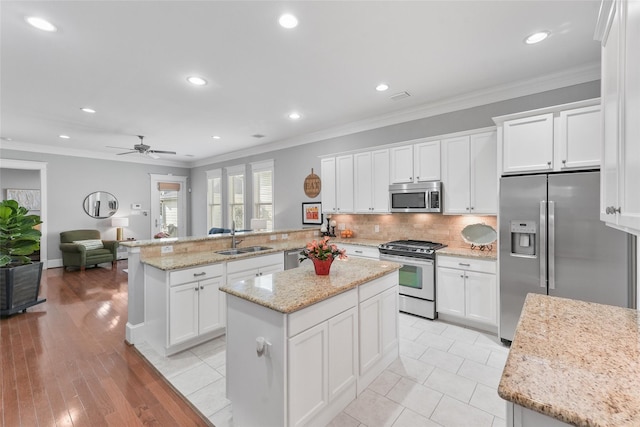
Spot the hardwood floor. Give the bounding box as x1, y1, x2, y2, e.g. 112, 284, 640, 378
0, 262, 210, 426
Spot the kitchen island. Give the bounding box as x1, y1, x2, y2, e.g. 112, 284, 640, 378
498, 293, 640, 427
220, 257, 401, 427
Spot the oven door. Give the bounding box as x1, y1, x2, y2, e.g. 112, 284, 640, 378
379, 253, 434, 300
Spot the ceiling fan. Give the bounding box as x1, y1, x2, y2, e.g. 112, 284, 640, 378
108, 135, 177, 159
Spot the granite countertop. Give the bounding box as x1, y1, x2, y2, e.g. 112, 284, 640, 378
498, 293, 640, 426
119, 228, 313, 248
142, 240, 310, 270
220, 257, 401, 314
438, 247, 497, 260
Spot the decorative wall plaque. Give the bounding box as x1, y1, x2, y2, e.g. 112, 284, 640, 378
303, 168, 321, 198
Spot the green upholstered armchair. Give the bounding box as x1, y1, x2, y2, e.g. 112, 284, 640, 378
59, 229, 118, 271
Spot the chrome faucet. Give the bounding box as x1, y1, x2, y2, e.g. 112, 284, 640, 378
231, 221, 243, 248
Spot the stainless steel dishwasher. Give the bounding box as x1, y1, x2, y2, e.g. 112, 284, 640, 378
284, 249, 303, 270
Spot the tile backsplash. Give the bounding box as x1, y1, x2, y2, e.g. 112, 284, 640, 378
329, 213, 498, 249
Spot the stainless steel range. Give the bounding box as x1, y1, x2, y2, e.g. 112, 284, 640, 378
378, 240, 446, 319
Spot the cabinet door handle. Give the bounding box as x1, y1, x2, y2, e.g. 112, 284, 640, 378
460, 275, 464, 278
562, 159, 566, 166
193, 272, 206, 277
547, 161, 552, 168
194, 287, 199, 291
200, 286, 204, 290
458, 263, 470, 267
470, 207, 474, 210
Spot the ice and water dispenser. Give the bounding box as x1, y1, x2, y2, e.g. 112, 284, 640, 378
510, 221, 536, 257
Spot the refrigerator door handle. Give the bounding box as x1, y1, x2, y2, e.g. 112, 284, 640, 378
548, 201, 555, 290
540, 201, 547, 288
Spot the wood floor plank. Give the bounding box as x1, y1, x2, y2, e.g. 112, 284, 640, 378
0, 263, 209, 427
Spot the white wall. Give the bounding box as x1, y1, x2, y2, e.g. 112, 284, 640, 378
0, 151, 189, 263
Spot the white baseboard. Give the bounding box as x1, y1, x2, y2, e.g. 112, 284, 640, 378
126, 322, 146, 345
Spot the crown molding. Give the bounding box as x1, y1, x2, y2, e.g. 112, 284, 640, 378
0, 140, 190, 168
191, 63, 600, 167
2, 63, 600, 170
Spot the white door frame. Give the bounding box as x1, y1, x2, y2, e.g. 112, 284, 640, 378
0, 159, 48, 268
149, 174, 188, 237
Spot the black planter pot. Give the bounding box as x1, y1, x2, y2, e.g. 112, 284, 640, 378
0, 262, 46, 316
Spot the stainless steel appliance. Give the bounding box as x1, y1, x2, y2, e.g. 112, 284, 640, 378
284, 249, 303, 270
499, 171, 636, 344
389, 182, 442, 213
379, 240, 447, 319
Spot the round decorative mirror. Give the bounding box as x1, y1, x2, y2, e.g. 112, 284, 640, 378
83, 191, 118, 218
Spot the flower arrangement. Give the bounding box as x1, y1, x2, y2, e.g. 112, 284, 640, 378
299, 236, 347, 262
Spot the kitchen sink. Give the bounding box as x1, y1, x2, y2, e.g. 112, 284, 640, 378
215, 246, 273, 256
240, 246, 273, 252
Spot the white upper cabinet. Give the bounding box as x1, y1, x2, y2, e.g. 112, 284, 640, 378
442, 130, 497, 215
390, 139, 441, 184
354, 149, 390, 213
558, 105, 602, 169
597, 0, 640, 233
320, 157, 336, 214
414, 140, 441, 182
321, 155, 354, 214
496, 100, 601, 175
389, 145, 414, 183
502, 113, 554, 174
335, 155, 354, 213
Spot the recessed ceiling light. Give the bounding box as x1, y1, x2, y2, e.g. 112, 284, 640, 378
524, 31, 550, 45
187, 76, 207, 86
376, 83, 389, 92
212, 135, 221, 139
288, 112, 301, 120
81, 107, 96, 114
26, 16, 57, 32
1, 137, 13, 141
59, 134, 70, 139
279, 14, 298, 29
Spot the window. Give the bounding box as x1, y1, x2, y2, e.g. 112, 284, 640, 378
206, 169, 222, 230
252, 160, 274, 230
226, 165, 245, 229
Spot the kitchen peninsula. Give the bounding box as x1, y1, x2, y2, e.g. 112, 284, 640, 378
498, 293, 640, 427
220, 257, 401, 427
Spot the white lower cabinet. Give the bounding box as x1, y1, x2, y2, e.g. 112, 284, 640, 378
144, 263, 226, 356
226, 252, 284, 284
226, 271, 399, 427
289, 306, 357, 427
358, 275, 399, 393
338, 243, 380, 260
436, 255, 497, 329
169, 276, 224, 346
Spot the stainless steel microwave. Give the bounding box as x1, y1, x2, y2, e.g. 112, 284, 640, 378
389, 182, 442, 213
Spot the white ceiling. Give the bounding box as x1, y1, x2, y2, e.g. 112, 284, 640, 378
0, 1, 602, 167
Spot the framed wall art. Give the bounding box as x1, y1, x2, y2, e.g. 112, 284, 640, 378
302, 202, 322, 225
6, 189, 41, 210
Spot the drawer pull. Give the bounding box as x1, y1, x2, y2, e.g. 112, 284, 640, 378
193, 272, 207, 277
355, 250, 363, 254
458, 263, 470, 267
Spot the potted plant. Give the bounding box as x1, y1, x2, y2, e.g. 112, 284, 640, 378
0, 199, 46, 316
299, 236, 347, 275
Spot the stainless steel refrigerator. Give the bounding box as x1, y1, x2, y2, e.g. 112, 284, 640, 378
499, 171, 636, 344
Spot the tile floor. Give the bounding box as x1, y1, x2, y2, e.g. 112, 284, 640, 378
136, 313, 510, 427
